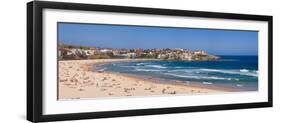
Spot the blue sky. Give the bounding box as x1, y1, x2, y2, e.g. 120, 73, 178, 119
58, 23, 258, 55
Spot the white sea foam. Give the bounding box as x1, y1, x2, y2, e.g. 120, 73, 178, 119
136, 63, 142, 66
135, 68, 163, 72
200, 69, 238, 74
164, 73, 230, 80
240, 69, 249, 72
202, 82, 213, 85
234, 78, 240, 81
236, 84, 244, 87
136, 63, 148, 66
145, 65, 167, 69
199, 68, 258, 77
240, 72, 258, 77
168, 69, 197, 73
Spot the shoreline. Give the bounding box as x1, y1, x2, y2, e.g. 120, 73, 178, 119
59, 59, 235, 100
119, 73, 241, 92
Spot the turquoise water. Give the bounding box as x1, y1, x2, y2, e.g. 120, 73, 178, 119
96, 56, 258, 91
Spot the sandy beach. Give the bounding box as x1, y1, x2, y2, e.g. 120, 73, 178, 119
58, 59, 231, 100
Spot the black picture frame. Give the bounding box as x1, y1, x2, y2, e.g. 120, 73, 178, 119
27, 1, 273, 122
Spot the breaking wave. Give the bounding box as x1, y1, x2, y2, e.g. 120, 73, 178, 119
164, 73, 232, 80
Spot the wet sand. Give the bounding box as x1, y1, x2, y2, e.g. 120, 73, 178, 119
58, 59, 230, 100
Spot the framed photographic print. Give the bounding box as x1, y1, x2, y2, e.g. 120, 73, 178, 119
27, 1, 273, 122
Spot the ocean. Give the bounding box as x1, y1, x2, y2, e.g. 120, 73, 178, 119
95, 56, 258, 91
